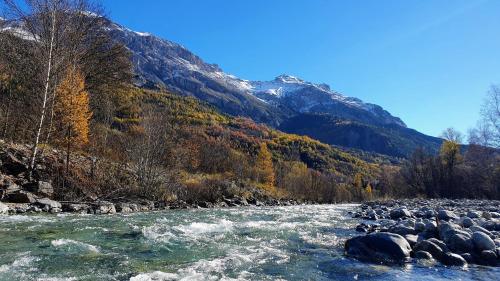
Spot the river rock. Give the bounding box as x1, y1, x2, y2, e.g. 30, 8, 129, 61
470, 225, 493, 237
482, 211, 492, 220
62, 203, 89, 213
442, 252, 467, 266
95, 202, 116, 214
345, 232, 412, 263
480, 250, 498, 266
413, 240, 444, 260
390, 207, 411, 220
462, 217, 475, 228
415, 222, 426, 233
0, 202, 8, 214
472, 231, 496, 251
438, 210, 459, 221
404, 234, 418, 247
115, 203, 133, 213
443, 230, 473, 253
467, 211, 480, 219
35, 198, 62, 213
414, 251, 434, 260
389, 224, 416, 236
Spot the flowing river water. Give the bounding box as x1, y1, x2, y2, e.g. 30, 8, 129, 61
0, 204, 498, 280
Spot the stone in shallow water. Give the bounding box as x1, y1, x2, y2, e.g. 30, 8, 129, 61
414, 251, 434, 260
345, 232, 412, 264
480, 250, 498, 266
441, 252, 468, 267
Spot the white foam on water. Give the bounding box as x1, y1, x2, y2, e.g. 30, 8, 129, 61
130, 271, 178, 281
173, 219, 234, 235
0, 215, 55, 223
0, 252, 39, 275
51, 239, 100, 253
142, 219, 235, 244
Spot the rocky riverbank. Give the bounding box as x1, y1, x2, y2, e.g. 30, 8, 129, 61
0, 141, 305, 216
0, 181, 302, 215
345, 199, 500, 267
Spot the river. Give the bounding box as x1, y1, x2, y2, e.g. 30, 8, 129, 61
0, 204, 498, 280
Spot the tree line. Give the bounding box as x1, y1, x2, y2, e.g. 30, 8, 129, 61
378, 88, 500, 200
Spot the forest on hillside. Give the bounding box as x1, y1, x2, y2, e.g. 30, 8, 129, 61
0, 0, 498, 205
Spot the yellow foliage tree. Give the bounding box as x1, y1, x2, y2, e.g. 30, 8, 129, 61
54, 67, 92, 149
256, 143, 275, 190
353, 173, 363, 188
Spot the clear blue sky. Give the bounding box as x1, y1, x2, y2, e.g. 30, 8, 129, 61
102, 0, 500, 137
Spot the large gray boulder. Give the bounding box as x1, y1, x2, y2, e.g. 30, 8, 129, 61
442, 229, 473, 253
472, 231, 496, 252
345, 232, 412, 264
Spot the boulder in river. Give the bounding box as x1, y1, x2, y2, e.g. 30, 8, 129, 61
441, 252, 468, 267
345, 232, 412, 264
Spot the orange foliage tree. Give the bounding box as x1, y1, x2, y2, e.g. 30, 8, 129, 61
53, 67, 92, 171
255, 143, 275, 190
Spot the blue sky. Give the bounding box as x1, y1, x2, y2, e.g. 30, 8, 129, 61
103, 0, 499, 137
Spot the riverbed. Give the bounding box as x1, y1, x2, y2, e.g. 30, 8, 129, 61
0, 204, 498, 280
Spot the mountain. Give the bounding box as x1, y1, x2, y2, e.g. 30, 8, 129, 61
1, 15, 443, 157
99, 18, 443, 157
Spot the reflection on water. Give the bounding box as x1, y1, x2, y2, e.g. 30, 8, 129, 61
0, 204, 498, 280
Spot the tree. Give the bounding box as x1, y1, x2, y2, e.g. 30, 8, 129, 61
470, 85, 500, 148
54, 67, 92, 148
255, 143, 275, 190
1, 0, 131, 176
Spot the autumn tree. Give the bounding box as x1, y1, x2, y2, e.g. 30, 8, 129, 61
255, 143, 275, 190
53, 67, 92, 171
1, 0, 131, 176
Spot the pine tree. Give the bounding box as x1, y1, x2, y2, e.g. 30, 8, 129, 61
256, 143, 275, 189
